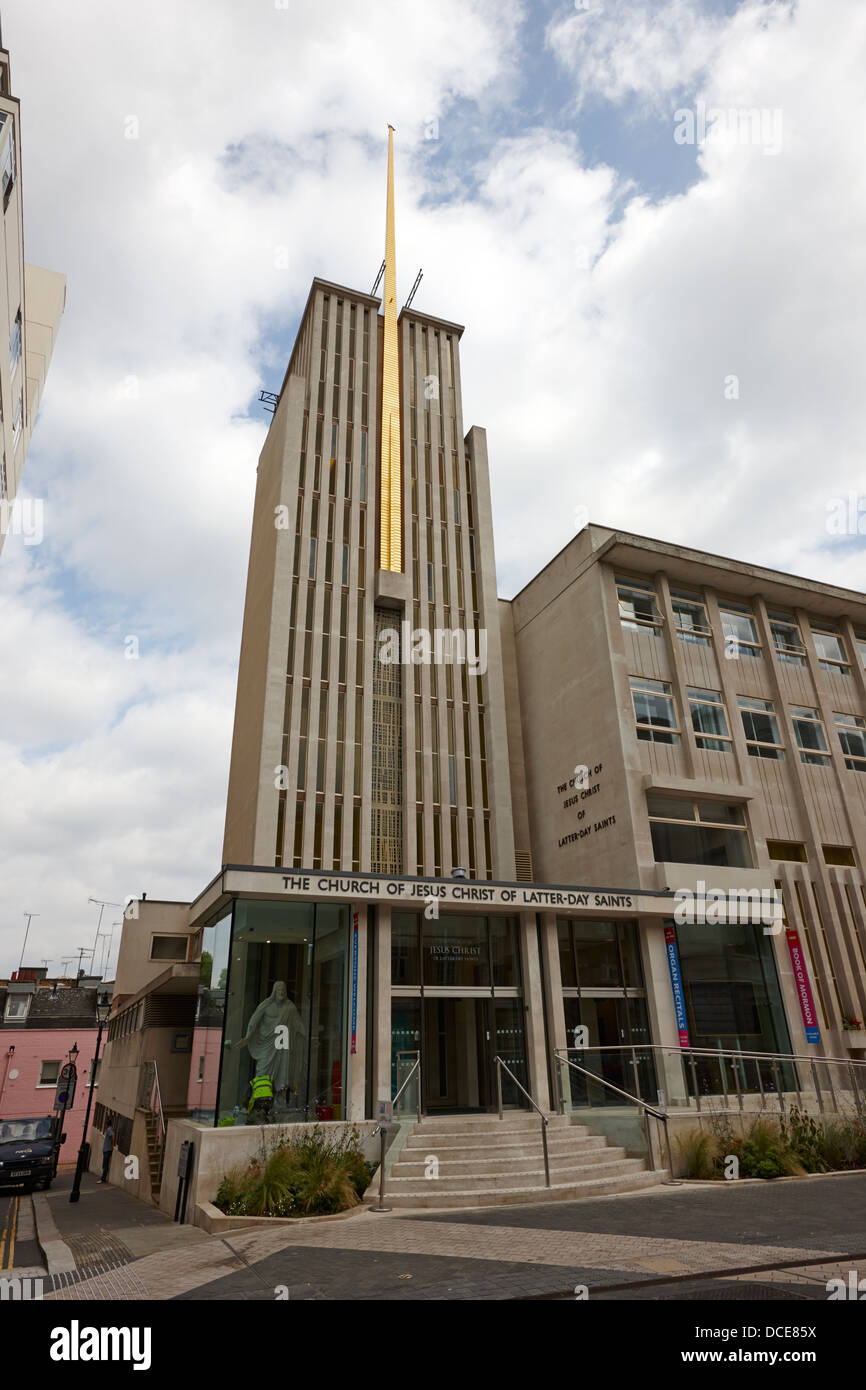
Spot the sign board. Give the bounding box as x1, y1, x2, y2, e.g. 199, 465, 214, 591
785, 929, 821, 1044
664, 924, 690, 1048
177, 1140, 194, 1180
60, 1062, 76, 1082
54, 1075, 76, 1111
375, 1100, 393, 1127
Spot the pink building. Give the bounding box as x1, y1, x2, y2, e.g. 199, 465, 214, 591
0, 975, 110, 1165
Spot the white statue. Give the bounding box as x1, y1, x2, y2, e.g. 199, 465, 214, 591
238, 981, 307, 1098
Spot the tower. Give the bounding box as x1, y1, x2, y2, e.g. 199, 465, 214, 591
222, 129, 515, 882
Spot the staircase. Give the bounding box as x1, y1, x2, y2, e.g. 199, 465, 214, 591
369, 1112, 666, 1209
144, 1111, 164, 1196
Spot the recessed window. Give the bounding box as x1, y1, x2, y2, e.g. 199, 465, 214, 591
616, 576, 661, 634
822, 845, 856, 867
855, 634, 866, 669
835, 712, 866, 771
671, 591, 711, 646
9, 309, 21, 378
720, 603, 761, 657
149, 935, 188, 961
646, 794, 753, 868
811, 625, 849, 674
629, 676, 680, 744
687, 687, 731, 751
767, 840, 808, 862
38, 1060, 61, 1086
739, 696, 785, 760
790, 705, 830, 766
0, 112, 15, 208
12, 392, 22, 447
769, 612, 806, 666
3, 993, 31, 1021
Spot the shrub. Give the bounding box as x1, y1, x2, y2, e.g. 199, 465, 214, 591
214, 1124, 373, 1218
676, 1128, 718, 1179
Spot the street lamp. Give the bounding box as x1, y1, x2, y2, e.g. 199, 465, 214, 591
69, 991, 112, 1203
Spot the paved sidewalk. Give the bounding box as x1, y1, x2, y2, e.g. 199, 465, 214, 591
37, 1170, 208, 1296
38, 1169, 866, 1302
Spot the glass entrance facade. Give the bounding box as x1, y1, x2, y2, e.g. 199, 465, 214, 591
215, 899, 350, 1125
557, 918, 655, 1104
391, 911, 528, 1112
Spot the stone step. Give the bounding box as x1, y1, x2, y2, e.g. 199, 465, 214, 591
386, 1154, 641, 1193
402, 1138, 607, 1164
403, 1129, 594, 1153
413, 1113, 567, 1133
407, 1120, 580, 1143
366, 1167, 666, 1209
393, 1145, 631, 1180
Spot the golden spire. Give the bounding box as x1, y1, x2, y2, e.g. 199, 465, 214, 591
379, 124, 402, 572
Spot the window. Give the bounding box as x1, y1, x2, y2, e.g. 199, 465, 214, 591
616, 576, 661, 634
855, 634, 866, 669
12, 392, 22, 447
646, 794, 753, 868
769, 612, 806, 666
767, 840, 808, 862
671, 591, 711, 646
9, 309, 21, 378
687, 687, 731, 751
790, 705, 830, 766
835, 712, 866, 771
38, 1060, 61, 1086
0, 112, 15, 207
87, 1058, 101, 1086
739, 696, 785, 759
823, 845, 856, 867
3, 993, 31, 1021
150, 935, 188, 961
720, 603, 761, 657
629, 676, 680, 744
812, 625, 849, 674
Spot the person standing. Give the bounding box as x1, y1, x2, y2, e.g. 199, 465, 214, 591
99, 1121, 115, 1183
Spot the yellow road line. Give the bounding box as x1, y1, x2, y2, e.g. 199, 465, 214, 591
7, 1195, 17, 1268
0, 1197, 9, 1269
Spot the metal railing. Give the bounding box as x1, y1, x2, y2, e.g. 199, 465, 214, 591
392, 1050, 422, 1124
138, 1059, 166, 1158
555, 1043, 866, 1117
555, 1049, 677, 1181
494, 1055, 550, 1187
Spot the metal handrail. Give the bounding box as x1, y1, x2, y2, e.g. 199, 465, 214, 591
392, 1050, 422, 1124
555, 1050, 677, 1182
494, 1055, 550, 1187
557, 1042, 866, 1117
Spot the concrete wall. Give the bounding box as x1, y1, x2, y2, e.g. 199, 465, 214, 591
159, 1116, 382, 1222
111, 900, 193, 1004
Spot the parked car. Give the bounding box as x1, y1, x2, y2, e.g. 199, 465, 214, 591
0, 1116, 64, 1191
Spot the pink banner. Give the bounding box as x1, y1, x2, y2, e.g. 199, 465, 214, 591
785, 929, 821, 1043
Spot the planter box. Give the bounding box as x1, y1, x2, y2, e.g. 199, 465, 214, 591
844, 1030, 866, 1049
195, 1200, 367, 1235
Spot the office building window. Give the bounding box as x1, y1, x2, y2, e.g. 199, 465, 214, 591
9, 309, 21, 377
790, 705, 830, 766
150, 935, 188, 961
12, 392, 22, 446
687, 687, 731, 751
835, 712, 866, 771
671, 591, 711, 646
739, 696, 785, 759
720, 603, 761, 657
0, 113, 15, 207
811, 626, 850, 674
769, 612, 806, 666
629, 676, 679, 744
767, 840, 808, 862
646, 794, 753, 868
823, 845, 856, 867
616, 576, 661, 634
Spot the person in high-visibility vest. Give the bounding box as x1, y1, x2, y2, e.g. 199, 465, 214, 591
248, 1073, 274, 1116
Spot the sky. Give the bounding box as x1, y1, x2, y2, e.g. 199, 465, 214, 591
0, 0, 864, 976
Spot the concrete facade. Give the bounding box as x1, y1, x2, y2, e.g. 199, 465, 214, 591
0, 38, 64, 544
